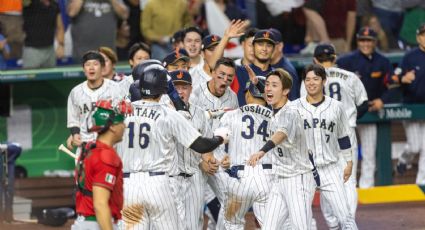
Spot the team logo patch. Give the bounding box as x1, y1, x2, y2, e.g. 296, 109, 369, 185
263, 31, 270, 38
177, 71, 184, 79
105, 173, 116, 184
212, 35, 218, 42
371, 71, 382, 78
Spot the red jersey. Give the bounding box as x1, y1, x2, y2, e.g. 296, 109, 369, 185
75, 140, 123, 220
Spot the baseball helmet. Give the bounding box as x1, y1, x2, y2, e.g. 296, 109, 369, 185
89, 99, 132, 133
132, 59, 164, 81
245, 80, 265, 99
139, 68, 169, 98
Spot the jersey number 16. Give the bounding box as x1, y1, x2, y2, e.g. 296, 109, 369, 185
127, 122, 151, 149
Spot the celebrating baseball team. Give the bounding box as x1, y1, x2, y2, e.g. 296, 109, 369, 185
64, 17, 425, 230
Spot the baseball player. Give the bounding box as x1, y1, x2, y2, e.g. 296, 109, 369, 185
190, 57, 239, 229
234, 28, 258, 67
247, 68, 316, 230
219, 79, 274, 229
169, 70, 220, 230
190, 20, 246, 89
396, 23, 425, 186
300, 43, 368, 227
337, 27, 396, 188
72, 99, 132, 230
163, 48, 191, 72
118, 42, 151, 92
296, 64, 358, 229
116, 67, 230, 229
183, 26, 204, 71
232, 29, 276, 106
67, 51, 124, 154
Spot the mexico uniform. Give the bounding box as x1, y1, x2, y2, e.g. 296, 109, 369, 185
72, 141, 123, 230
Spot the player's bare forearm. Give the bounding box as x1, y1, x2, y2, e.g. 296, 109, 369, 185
67, 0, 84, 17
271, 131, 287, 145
110, 0, 129, 19
247, 151, 265, 166
93, 186, 113, 230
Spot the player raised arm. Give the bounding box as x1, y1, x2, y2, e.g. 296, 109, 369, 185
204, 20, 246, 72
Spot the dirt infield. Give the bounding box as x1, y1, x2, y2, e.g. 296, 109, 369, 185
1, 201, 424, 230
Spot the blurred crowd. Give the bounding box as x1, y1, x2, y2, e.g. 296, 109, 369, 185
0, 0, 425, 70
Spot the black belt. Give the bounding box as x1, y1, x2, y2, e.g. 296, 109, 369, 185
123, 171, 165, 178
169, 173, 193, 178
233, 164, 272, 171
225, 164, 272, 179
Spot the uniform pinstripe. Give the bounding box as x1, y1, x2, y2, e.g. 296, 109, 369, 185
67, 79, 123, 143
262, 103, 316, 230
189, 82, 239, 230
116, 100, 202, 230
294, 96, 358, 230
189, 63, 212, 90
219, 104, 274, 229
173, 104, 214, 230
301, 66, 368, 225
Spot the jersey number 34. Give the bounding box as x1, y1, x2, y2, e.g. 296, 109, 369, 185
241, 115, 269, 141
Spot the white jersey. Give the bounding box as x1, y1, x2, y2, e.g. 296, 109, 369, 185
271, 102, 314, 177
300, 66, 368, 127
294, 96, 352, 166
189, 82, 239, 131
189, 63, 212, 90
220, 104, 273, 165
117, 100, 201, 173
67, 79, 124, 142
176, 104, 213, 174
118, 74, 134, 96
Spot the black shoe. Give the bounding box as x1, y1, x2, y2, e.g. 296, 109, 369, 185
396, 162, 407, 175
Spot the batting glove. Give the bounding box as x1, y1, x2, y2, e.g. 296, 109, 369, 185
214, 127, 231, 144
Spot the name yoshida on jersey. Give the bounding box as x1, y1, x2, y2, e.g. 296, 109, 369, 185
67, 79, 124, 142
220, 104, 273, 165
294, 96, 352, 167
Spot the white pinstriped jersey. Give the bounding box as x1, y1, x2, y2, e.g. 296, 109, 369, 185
67, 79, 124, 142
271, 102, 314, 177
175, 104, 213, 174
189, 82, 239, 131
189, 63, 212, 89
300, 66, 368, 127
117, 100, 201, 173
220, 104, 273, 165
294, 96, 352, 166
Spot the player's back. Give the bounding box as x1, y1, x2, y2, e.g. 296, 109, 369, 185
324, 66, 367, 127
117, 100, 201, 173
220, 104, 273, 165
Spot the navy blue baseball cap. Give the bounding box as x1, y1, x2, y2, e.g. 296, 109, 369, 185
417, 23, 425, 35
314, 43, 336, 57
170, 70, 192, 85
253, 29, 277, 45
269, 28, 282, 43
202, 34, 222, 50
162, 48, 190, 67
171, 29, 185, 44
357, 27, 377, 40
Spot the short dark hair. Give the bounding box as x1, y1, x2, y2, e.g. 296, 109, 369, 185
82, 50, 105, 66
183, 26, 204, 40
265, 68, 293, 90
315, 53, 336, 63
239, 27, 259, 43
128, 42, 151, 60
213, 57, 236, 70
302, 64, 327, 81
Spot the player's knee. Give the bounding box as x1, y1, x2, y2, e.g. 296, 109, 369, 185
224, 198, 242, 221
